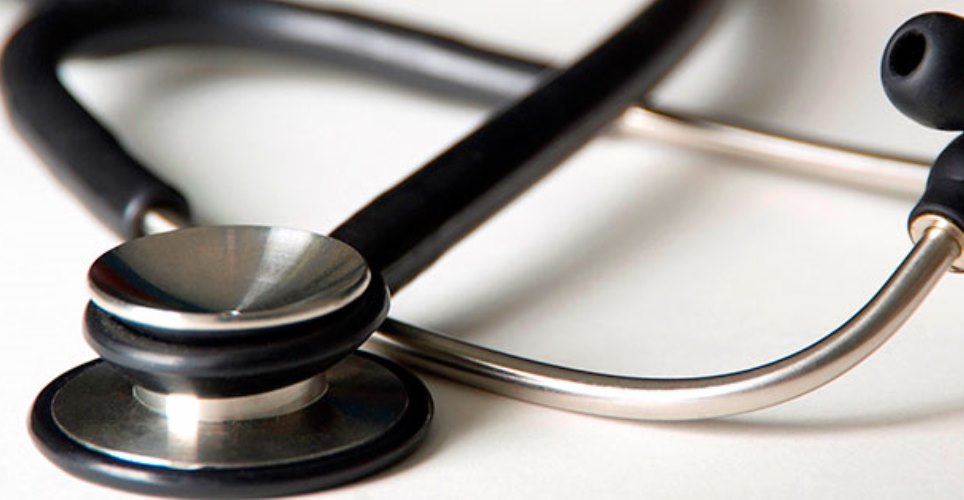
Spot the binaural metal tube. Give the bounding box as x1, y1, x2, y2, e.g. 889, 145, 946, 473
616, 107, 930, 196
370, 221, 961, 420
143, 207, 961, 420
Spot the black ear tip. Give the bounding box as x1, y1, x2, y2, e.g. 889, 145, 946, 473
881, 12, 964, 131
889, 13, 964, 231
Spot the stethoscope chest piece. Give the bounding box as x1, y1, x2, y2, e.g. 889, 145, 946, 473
29, 226, 433, 497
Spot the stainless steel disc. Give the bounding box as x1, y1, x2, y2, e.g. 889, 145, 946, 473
88, 226, 370, 331
48, 355, 414, 469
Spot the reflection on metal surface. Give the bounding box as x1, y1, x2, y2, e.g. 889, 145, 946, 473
51, 357, 409, 469
140, 209, 190, 235
616, 107, 930, 196
88, 226, 371, 331
371, 220, 961, 420
133, 374, 328, 423
159, 393, 201, 459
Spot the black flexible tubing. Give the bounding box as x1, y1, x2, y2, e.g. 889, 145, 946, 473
332, 0, 722, 290
2, 0, 722, 289
1, 0, 555, 237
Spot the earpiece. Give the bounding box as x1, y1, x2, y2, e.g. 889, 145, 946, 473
882, 12, 964, 238
882, 12, 964, 130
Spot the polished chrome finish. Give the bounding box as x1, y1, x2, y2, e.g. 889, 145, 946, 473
616, 107, 930, 195
909, 213, 964, 271
133, 375, 328, 423
88, 226, 371, 331
141, 208, 190, 235
371, 222, 960, 420
51, 356, 410, 469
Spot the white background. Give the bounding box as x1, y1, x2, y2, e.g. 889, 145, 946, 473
2, 0, 964, 498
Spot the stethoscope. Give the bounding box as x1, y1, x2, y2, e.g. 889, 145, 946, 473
4, 0, 963, 496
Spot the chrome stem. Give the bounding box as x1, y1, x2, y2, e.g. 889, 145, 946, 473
133, 374, 328, 423
370, 221, 961, 420
616, 107, 930, 196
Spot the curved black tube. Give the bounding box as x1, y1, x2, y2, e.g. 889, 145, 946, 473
3, 0, 722, 286
2, 0, 555, 238
333, 0, 721, 290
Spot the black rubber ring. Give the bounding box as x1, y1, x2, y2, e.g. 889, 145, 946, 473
83, 273, 390, 397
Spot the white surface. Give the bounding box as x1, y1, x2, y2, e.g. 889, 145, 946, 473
2, 0, 964, 498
